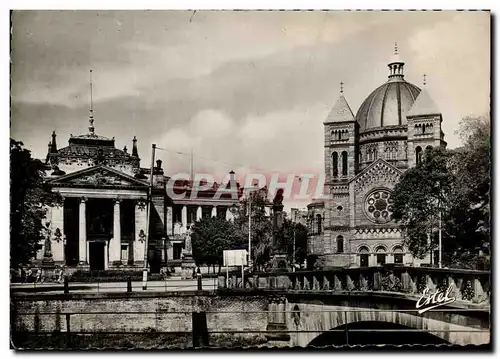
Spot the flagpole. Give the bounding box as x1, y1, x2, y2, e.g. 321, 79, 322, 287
142, 143, 156, 290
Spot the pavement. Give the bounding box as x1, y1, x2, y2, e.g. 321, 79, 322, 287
10, 277, 218, 295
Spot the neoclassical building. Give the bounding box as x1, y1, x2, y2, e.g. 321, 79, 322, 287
40, 112, 169, 272
37, 101, 243, 273
307, 47, 446, 268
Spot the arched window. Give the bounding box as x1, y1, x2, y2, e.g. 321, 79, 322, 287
415, 146, 422, 165
376, 246, 386, 266
342, 151, 348, 176
316, 214, 322, 235
336, 235, 344, 253
422, 123, 426, 134
359, 246, 369, 268
332, 152, 338, 177
338, 131, 342, 141
393, 246, 404, 264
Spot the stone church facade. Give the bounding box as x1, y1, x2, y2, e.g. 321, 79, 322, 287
307, 47, 447, 268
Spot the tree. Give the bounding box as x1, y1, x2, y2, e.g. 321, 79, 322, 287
449, 116, 491, 248
391, 147, 453, 259
10, 139, 62, 269
233, 188, 273, 271
282, 219, 308, 268
191, 216, 240, 273
391, 116, 491, 265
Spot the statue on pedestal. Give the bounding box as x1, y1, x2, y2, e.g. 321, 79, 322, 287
271, 189, 289, 272
181, 224, 196, 279
42, 222, 54, 265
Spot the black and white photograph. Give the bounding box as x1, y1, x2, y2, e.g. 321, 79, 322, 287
9, 9, 491, 350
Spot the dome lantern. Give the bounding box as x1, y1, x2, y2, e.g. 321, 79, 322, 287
388, 42, 405, 81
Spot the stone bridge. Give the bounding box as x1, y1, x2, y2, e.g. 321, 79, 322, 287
11, 266, 490, 348
219, 266, 491, 346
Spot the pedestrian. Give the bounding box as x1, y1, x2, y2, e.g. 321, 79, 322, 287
36, 268, 42, 283
55, 266, 63, 283
20, 267, 26, 283
26, 267, 32, 283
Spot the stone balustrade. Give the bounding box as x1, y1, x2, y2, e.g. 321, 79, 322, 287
218, 266, 491, 306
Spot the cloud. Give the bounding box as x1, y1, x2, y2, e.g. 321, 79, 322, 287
407, 12, 490, 147
11, 10, 490, 205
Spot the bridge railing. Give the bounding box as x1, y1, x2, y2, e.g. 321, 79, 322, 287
218, 266, 491, 306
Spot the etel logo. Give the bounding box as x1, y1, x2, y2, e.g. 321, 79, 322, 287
416, 284, 456, 314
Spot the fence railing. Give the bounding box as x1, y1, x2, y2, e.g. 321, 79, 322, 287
10, 274, 217, 294
218, 266, 491, 306
11, 266, 492, 309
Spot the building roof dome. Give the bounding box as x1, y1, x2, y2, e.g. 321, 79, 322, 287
355, 80, 421, 133
355, 43, 421, 133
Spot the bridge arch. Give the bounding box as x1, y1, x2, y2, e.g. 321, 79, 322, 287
307, 321, 450, 347
285, 300, 489, 347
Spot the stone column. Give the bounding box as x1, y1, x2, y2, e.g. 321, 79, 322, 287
196, 206, 202, 221
166, 206, 173, 236
109, 199, 122, 266
181, 205, 187, 231
211, 205, 217, 218
78, 198, 87, 264
104, 240, 109, 269
50, 201, 65, 264
134, 198, 148, 266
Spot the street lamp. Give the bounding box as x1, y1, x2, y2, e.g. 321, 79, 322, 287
432, 180, 443, 269
248, 193, 252, 271
437, 181, 442, 269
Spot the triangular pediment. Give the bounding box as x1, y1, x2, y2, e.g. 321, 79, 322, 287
48, 165, 149, 188
352, 159, 403, 194
324, 95, 355, 123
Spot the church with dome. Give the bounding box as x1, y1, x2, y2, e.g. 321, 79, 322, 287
307, 45, 447, 268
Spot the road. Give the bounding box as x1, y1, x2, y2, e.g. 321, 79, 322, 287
10, 277, 218, 295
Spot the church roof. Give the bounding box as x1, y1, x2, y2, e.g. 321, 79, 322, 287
325, 95, 355, 123
355, 79, 421, 132
406, 87, 441, 118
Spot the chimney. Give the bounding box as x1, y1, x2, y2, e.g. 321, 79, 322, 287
132, 136, 138, 157
156, 159, 162, 169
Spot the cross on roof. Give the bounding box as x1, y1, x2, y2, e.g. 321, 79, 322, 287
340, 81, 344, 94
423, 74, 427, 86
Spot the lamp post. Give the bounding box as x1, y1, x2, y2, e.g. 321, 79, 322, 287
436, 180, 442, 269
248, 194, 252, 271
142, 143, 156, 291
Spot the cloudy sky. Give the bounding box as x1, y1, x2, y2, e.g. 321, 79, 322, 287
11, 10, 490, 208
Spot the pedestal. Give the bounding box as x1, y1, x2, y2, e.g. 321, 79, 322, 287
181, 255, 196, 280
41, 258, 56, 282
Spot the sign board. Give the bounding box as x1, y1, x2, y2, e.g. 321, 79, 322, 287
223, 249, 248, 267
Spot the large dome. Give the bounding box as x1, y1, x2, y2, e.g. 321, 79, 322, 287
355, 78, 421, 133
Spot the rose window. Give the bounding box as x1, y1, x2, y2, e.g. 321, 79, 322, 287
364, 189, 393, 223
